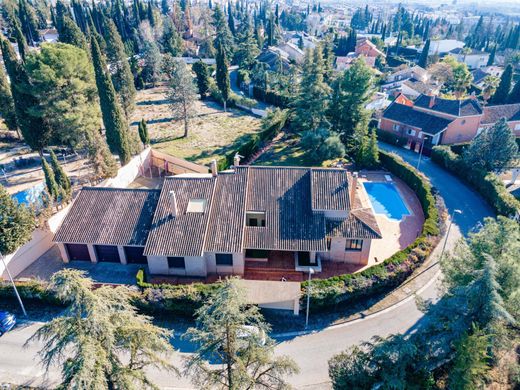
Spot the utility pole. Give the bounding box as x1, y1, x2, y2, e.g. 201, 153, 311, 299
0, 253, 27, 317
305, 268, 315, 329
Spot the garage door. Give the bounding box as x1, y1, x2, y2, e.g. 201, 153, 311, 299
94, 245, 120, 263
124, 246, 147, 264
65, 244, 91, 261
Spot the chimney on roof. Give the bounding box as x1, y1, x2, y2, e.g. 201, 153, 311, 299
210, 159, 218, 177
429, 94, 436, 108
169, 190, 177, 216
470, 91, 477, 100
350, 172, 358, 209
233, 153, 243, 167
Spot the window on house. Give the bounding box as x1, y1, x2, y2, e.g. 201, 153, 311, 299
245, 249, 269, 259
345, 239, 363, 251
186, 199, 207, 213
216, 253, 233, 266
393, 124, 400, 131
246, 211, 266, 227
407, 129, 416, 136
167, 256, 185, 268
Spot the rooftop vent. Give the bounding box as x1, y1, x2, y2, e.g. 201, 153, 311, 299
169, 190, 178, 216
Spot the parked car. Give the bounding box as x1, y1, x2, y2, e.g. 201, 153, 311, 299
0, 311, 16, 336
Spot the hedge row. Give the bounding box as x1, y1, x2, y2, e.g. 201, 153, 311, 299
0, 280, 63, 307
431, 146, 520, 217
252, 85, 291, 108
376, 129, 408, 148
302, 151, 441, 312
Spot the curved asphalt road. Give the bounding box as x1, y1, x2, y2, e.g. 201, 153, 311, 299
0, 144, 494, 389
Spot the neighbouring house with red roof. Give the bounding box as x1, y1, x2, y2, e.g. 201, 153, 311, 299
379, 93, 520, 153
355, 37, 385, 58
53, 164, 381, 279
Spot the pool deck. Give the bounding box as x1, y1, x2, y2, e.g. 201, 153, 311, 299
354, 171, 424, 272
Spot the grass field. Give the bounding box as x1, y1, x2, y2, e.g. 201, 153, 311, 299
131, 86, 262, 165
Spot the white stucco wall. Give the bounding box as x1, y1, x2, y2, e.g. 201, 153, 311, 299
319, 237, 372, 265
206, 252, 245, 275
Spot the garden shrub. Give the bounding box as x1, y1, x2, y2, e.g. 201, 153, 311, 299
303, 151, 441, 312
431, 146, 520, 217
0, 280, 63, 306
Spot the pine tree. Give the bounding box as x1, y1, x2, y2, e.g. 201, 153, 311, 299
59, 15, 88, 51
507, 80, 520, 104
167, 60, 198, 137
138, 118, 150, 146
103, 18, 136, 118
294, 47, 331, 132
0, 184, 35, 255
49, 150, 71, 198
0, 36, 51, 153
192, 60, 210, 98
42, 157, 60, 201
418, 39, 430, 68
0, 61, 19, 135
185, 278, 298, 389
213, 4, 233, 58
161, 0, 169, 14
161, 17, 183, 56
216, 44, 230, 111
490, 64, 513, 105
90, 36, 131, 165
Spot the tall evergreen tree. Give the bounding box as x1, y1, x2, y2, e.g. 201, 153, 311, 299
138, 118, 150, 146
418, 39, 430, 68
42, 157, 60, 201
103, 18, 136, 118
49, 150, 71, 199
490, 64, 513, 105
216, 44, 230, 111
0, 36, 51, 153
18, 0, 40, 45
0, 61, 19, 135
59, 15, 88, 51
294, 47, 331, 132
90, 36, 131, 165
161, 17, 183, 56
213, 4, 233, 58
167, 60, 197, 138
161, 0, 170, 14
192, 60, 211, 98
487, 45, 496, 66
13, 19, 29, 62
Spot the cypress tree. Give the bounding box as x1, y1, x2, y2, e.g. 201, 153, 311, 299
59, 15, 88, 51
147, 3, 156, 27
49, 150, 72, 198
90, 36, 131, 165
487, 45, 496, 66
418, 39, 430, 68
18, 0, 40, 45
490, 64, 513, 105
161, 0, 169, 14
42, 158, 60, 201
0, 58, 19, 135
103, 18, 136, 117
0, 36, 51, 152
13, 19, 29, 62
138, 118, 150, 146
192, 60, 210, 98
215, 44, 230, 111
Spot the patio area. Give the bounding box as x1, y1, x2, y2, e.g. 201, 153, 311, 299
244, 251, 305, 282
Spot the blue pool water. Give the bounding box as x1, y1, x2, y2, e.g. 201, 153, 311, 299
12, 182, 45, 206
363, 182, 410, 220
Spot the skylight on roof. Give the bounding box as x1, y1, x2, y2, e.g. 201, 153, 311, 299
187, 199, 207, 213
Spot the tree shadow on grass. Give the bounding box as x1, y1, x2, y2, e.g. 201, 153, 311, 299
186, 133, 257, 163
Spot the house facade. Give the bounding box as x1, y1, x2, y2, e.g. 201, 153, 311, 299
54, 164, 382, 278
379, 93, 520, 151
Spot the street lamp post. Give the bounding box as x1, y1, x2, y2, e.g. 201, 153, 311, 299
305, 268, 315, 329
0, 253, 27, 317
416, 135, 430, 170
439, 209, 462, 261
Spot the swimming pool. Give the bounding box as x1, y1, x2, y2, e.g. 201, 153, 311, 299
363, 182, 410, 221
12, 182, 45, 206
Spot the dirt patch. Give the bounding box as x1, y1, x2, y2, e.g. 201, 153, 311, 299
131, 86, 262, 165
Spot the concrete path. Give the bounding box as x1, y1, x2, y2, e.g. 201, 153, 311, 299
0, 143, 495, 389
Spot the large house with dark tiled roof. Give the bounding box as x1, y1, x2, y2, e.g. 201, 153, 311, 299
53, 164, 382, 278
379, 93, 520, 153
